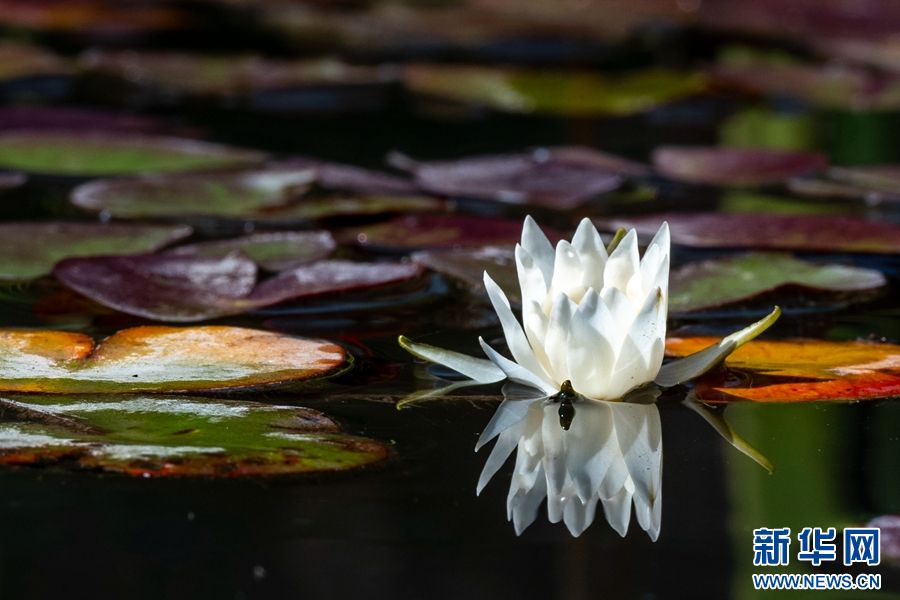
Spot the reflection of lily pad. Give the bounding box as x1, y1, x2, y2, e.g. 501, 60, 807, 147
0, 131, 265, 176
413, 246, 519, 302
665, 337, 900, 403
71, 167, 316, 218
670, 253, 886, 312
350, 214, 542, 250
0, 326, 346, 393
0, 222, 192, 281
170, 231, 336, 271
404, 64, 707, 116
0, 395, 388, 476
598, 213, 900, 253
652, 146, 827, 186
54, 253, 423, 321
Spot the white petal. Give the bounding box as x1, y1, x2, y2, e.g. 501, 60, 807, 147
566, 289, 615, 399
601, 487, 633, 537
476, 397, 539, 451
603, 229, 640, 294
483, 272, 549, 381
546, 240, 585, 306
520, 215, 555, 287
542, 292, 575, 384
477, 425, 523, 495
571, 218, 607, 293
398, 336, 504, 383
614, 403, 662, 516
564, 495, 598, 537
479, 337, 556, 395
515, 244, 548, 312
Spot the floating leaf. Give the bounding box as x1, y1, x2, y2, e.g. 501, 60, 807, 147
0, 41, 71, 81
0, 131, 265, 176
0, 222, 192, 281
0, 326, 346, 393
652, 146, 827, 186
0, 394, 387, 476
54, 253, 423, 321
275, 158, 418, 195
404, 64, 707, 116
0, 106, 180, 135
170, 231, 336, 271
350, 214, 545, 250
597, 213, 900, 254
71, 167, 315, 219
254, 195, 446, 223
665, 337, 900, 403
827, 166, 900, 200
412, 246, 519, 302
669, 253, 886, 312
397, 147, 639, 209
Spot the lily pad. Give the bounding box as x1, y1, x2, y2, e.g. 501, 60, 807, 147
652, 146, 827, 186
350, 214, 543, 250
669, 253, 886, 312
665, 336, 900, 403
0, 395, 387, 476
0, 131, 265, 176
0, 41, 71, 81
0, 106, 179, 134
404, 64, 708, 116
597, 213, 900, 254
253, 194, 447, 223
826, 166, 900, 201
274, 158, 418, 195
170, 231, 336, 271
0, 326, 346, 393
398, 147, 638, 209
54, 253, 423, 321
71, 167, 316, 219
412, 246, 519, 302
0, 222, 192, 281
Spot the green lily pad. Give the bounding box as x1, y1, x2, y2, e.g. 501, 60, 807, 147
404, 64, 708, 116
0, 132, 265, 176
0, 394, 388, 476
0, 222, 192, 281
71, 167, 315, 219
669, 253, 887, 313
0, 326, 347, 393
170, 231, 336, 271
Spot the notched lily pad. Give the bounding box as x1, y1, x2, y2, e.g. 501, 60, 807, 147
652, 146, 827, 186
0, 326, 347, 393
0, 222, 192, 281
670, 253, 887, 313
665, 337, 900, 403
170, 231, 336, 271
350, 214, 545, 250
0, 131, 265, 176
0, 395, 388, 476
598, 213, 900, 254
54, 253, 423, 321
404, 64, 707, 116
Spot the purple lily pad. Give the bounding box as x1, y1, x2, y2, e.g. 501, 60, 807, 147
398, 147, 641, 209
412, 246, 519, 303
597, 213, 900, 254
253, 195, 447, 224
348, 214, 546, 250
53, 253, 423, 321
274, 158, 417, 195
169, 231, 336, 271
652, 146, 828, 187
0, 106, 184, 135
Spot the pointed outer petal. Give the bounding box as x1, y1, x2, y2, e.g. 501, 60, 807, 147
602, 291, 664, 399
613, 403, 662, 536
507, 411, 546, 534
641, 222, 671, 295
566, 290, 615, 399
564, 494, 599, 537
546, 240, 585, 305
648, 485, 662, 541
483, 272, 549, 381
628, 288, 667, 387
683, 395, 774, 473
479, 337, 557, 395
571, 218, 608, 293
476, 397, 541, 451
520, 215, 555, 287
515, 244, 548, 313
541, 404, 568, 514
601, 488, 633, 537
543, 293, 577, 384
603, 229, 640, 294
510, 464, 548, 536
585, 403, 630, 500
396, 379, 491, 410
654, 306, 781, 387
522, 298, 551, 374
398, 336, 504, 384
477, 423, 526, 495
565, 398, 612, 502
599, 286, 633, 350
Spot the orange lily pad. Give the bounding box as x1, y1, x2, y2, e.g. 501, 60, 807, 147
0, 326, 347, 394
665, 337, 900, 403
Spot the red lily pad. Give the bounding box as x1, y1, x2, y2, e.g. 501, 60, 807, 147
349, 214, 548, 250
0, 41, 71, 81
0, 131, 265, 177
669, 253, 887, 312
0, 106, 182, 135
54, 253, 423, 321
597, 213, 900, 254
169, 231, 336, 271
0, 394, 388, 477
0, 222, 192, 281
399, 147, 641, 209
412, 246, 519, 302
652, 146, 828, 186
0, 326, 346, 394
665, 336, 900, 403
71, 167, 315, 219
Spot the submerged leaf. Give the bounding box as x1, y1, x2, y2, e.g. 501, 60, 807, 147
669, 253, 886, 312
0, 326, 347, 394
0, 395, 388, 476
0, 222, 192, 281
598, 213, 900, 254
665, 336, 900, 403
652, 146, 827, 186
